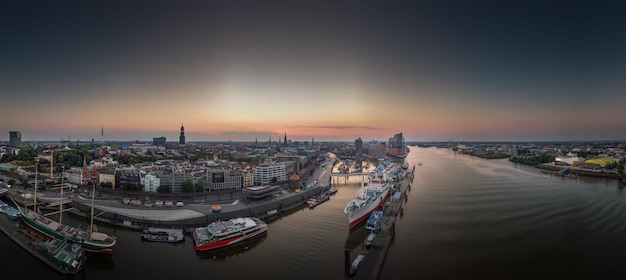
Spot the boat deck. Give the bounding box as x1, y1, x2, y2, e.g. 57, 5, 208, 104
0, 210, 83, 275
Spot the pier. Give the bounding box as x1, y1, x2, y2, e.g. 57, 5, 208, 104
348, 166, 414, 279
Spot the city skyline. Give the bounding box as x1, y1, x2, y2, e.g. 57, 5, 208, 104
3, 1, 626, 142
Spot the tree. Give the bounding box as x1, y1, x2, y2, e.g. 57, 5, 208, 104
195, 183, 204, 193
100, 182, 113, 188
157, 185, 171, 193
181, 181, 195, 193
7, 179, 15, 186
271, 177, 278, 184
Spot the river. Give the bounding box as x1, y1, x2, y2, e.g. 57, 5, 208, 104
2, 146, 625, 279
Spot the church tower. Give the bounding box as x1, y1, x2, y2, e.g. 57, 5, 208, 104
179, 123, 186, 146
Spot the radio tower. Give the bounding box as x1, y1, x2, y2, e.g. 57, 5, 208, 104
101, 124, 104, 145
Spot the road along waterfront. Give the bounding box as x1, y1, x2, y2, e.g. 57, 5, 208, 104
3, 146, 626, 279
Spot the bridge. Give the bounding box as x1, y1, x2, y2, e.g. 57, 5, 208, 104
329, 172, 370, 184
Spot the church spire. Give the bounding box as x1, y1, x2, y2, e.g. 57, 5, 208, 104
179, 123, 186, 146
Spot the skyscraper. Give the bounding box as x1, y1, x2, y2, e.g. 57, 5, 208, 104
153, 136, 166, 146
9, 131, 21, 148
179, 124, 185, 146
355, 137, 363, 155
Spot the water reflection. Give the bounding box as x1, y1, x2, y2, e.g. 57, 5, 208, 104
345, 222, 368, 250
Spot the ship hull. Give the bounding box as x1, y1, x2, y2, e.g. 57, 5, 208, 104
20, 209, 114, 254
347, 188, 390, 229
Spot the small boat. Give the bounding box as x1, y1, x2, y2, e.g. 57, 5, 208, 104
141, 227, 185, 243
350, 252, 367, 274
307, 193, 330, 209
211, 205, 222, 213
164, 201, 174, 207
365, 210, 383, 231
326, 188, 338, 195
1, 202, 22, 220
122, 197, 130, 204
155, 200, 164, 207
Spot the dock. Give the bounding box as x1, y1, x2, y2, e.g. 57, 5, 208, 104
0, 204, 84, 275
348, 166, 414, 279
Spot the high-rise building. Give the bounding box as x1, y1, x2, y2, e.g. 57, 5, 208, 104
153, 136, 166, 146
179, 124, 185, 146
9, 131, 21, 148
355, 137, 363, 155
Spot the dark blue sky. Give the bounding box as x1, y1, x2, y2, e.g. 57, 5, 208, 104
2, 1, 626, 141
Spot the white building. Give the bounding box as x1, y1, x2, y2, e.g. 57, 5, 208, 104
63, 167, 83, 185
141, 174, 161, 192
253, 163, 286, 185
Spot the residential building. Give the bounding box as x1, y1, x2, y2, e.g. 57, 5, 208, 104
116, 171, 141, 190
160, 170, 189, 193
253, 163, 286, 185
99, 170, 116, 189
141, 174, 160, 192
243, 170, 254, 188
202, 170, 243, 191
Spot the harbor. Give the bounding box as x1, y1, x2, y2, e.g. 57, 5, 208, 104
0, 204, 85, 275
346, 165, 414, 279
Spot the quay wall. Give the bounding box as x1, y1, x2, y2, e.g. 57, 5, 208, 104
68, 186, 327, 231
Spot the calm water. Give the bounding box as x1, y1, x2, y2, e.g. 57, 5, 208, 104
2, 147, 626, 279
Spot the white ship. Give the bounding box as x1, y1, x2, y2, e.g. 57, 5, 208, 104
344, 175, 390, 229
192, 217, 267, 251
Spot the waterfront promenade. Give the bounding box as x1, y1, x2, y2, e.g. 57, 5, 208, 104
6, 161, 336, 231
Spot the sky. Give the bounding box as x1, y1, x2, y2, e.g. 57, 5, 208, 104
2, 0, 626, 142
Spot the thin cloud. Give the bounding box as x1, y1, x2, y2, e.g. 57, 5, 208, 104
294, 125, 380, 130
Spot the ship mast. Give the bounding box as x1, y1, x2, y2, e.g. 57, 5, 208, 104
34, 159, 39, 212
59, 166, 64, 225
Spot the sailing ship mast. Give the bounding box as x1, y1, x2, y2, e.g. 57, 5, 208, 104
59, 166, 64, 224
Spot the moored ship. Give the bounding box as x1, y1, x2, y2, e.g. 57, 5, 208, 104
344, 176, 390, 229
141, 227, 185, 243
20, 207, 116, 254
192, 217, 267, 251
